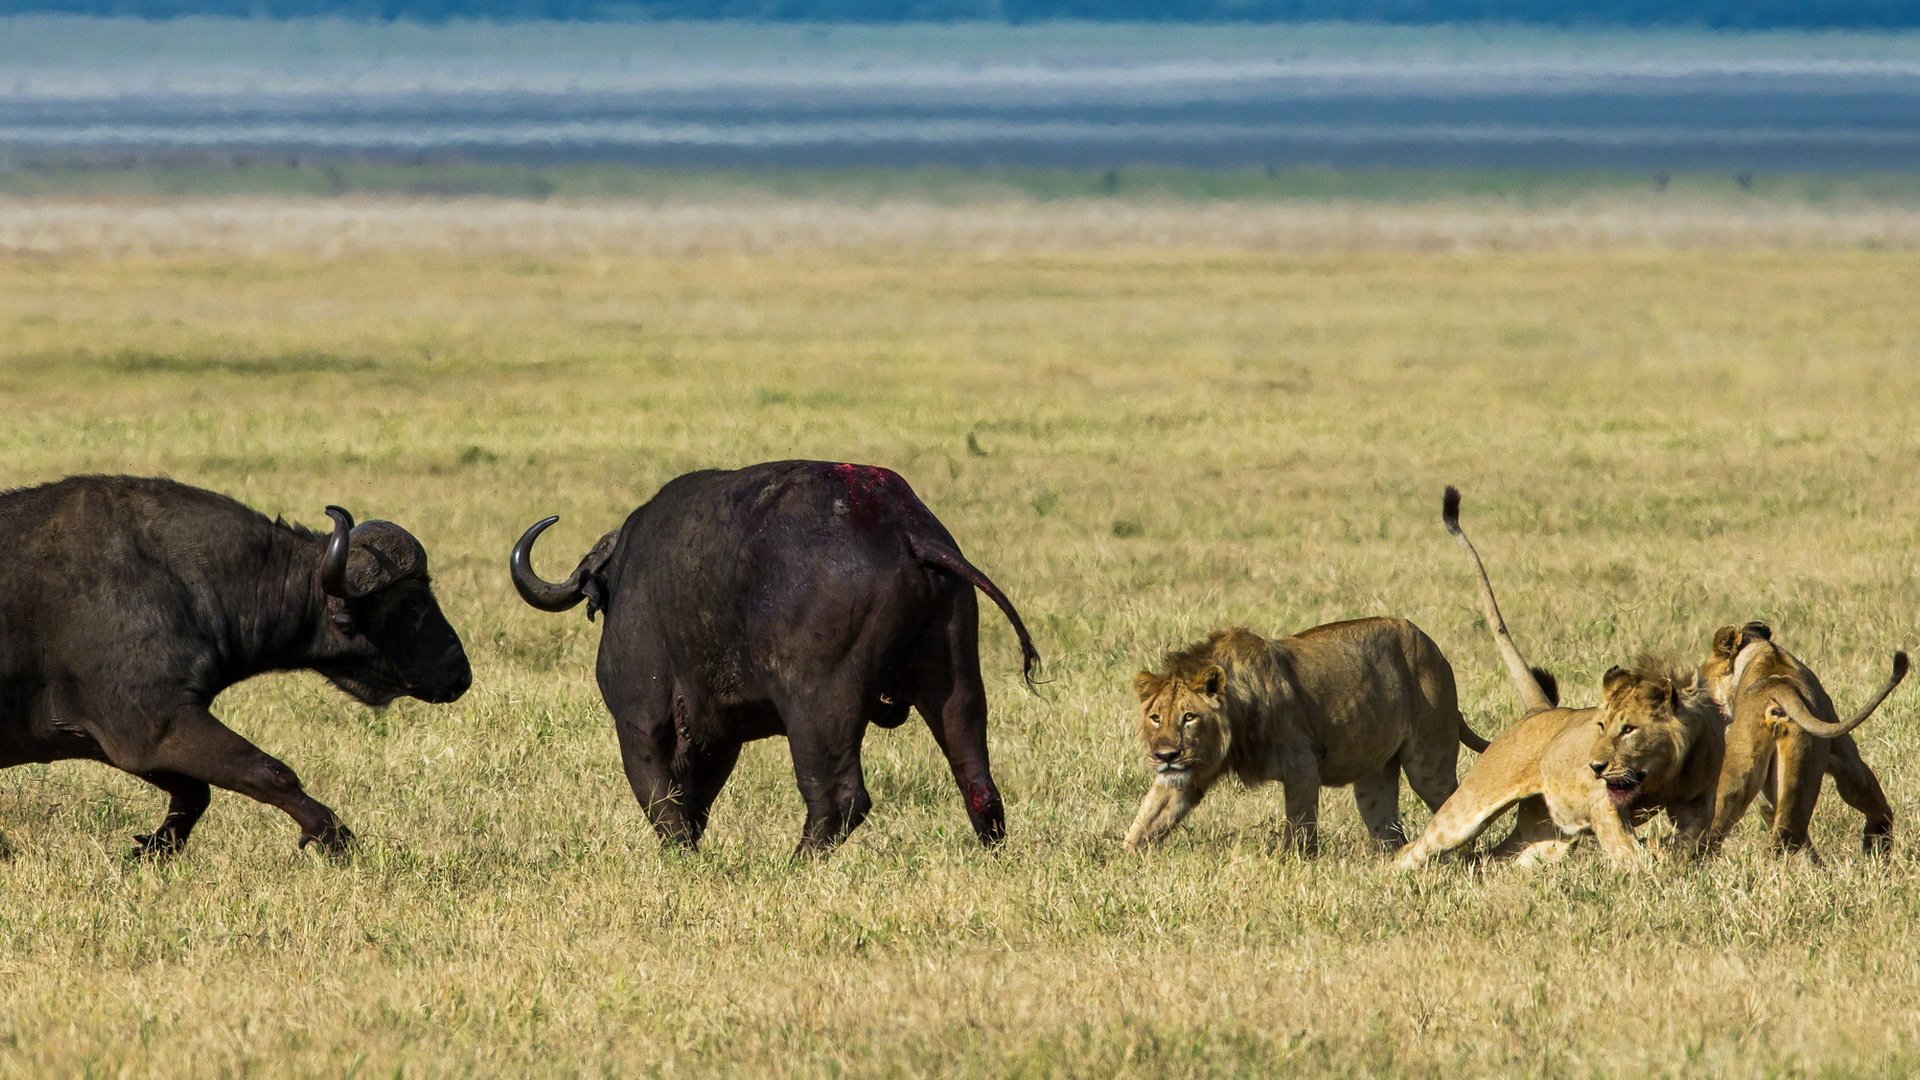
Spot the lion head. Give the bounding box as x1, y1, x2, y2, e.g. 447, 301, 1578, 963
1588, 661, 1714, 809
1132, 662, 1230, 787
1699, 621, 1775, 710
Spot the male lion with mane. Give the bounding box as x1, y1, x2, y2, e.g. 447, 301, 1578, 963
1124, 618, 1489, 855
1393, 488, 1723, 869
1700, 620, 1906, 859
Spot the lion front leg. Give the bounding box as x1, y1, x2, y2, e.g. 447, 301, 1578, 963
1662, 795, 1715, 861
1278, 760, 1321, 857
1122, 777, 1207, 851
1590, 795, 1650, 870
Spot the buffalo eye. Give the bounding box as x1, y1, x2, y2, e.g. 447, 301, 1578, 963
330, 609, 356, 633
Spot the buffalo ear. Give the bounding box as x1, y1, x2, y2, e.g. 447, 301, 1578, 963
1712, 625, 1742, 657
1602, 666, 1632, 696
1189, 663, 1226, 699
1133, 671, 1163, 701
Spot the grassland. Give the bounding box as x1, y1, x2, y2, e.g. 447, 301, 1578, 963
2, 191, 1920, 1076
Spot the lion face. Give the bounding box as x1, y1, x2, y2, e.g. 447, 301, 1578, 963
1132, 664, 1229, 785
1587, 666, 1693, 808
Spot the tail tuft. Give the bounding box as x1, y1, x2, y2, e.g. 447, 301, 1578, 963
1442, 486, 1463, 535
1530, 666, 1560, 708
1894, 651, 1911, 682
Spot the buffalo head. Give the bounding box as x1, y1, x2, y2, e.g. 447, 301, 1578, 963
314, 506, 472, 706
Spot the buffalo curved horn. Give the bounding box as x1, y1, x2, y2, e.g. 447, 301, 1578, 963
320, 505, 358, 599
511, 516, 589, 612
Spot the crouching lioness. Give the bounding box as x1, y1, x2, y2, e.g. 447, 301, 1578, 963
1393, 488, 1723, 869
1123, 619, 1489, 855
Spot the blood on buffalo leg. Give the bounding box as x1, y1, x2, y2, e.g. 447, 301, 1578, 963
105, 707, 352, 855
129, 770, 212, 858
911, 589, 1007, 846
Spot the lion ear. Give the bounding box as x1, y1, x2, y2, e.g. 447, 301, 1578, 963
1133, 671, 1163, 701
1602, 666, 1632, 696
1712, 625, 1743, 657
1742, 621, 1772, 642
1188, 663, 1226, 699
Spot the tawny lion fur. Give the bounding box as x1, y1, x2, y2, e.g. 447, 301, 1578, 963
1699, 621, 1907, 859
1123, 618, 1488, 855
1394, 488, 1724, 870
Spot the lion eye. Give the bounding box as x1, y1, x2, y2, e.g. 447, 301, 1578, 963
1181, 713, 1197, 726
1620, 724, 1636, 736
1148, 713, 1161, 723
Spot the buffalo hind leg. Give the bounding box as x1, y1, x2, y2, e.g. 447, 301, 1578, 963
783, 687, 873, 857
114, 708, 351, 855
129, 771, 212, 858
913, 597, 1007, 846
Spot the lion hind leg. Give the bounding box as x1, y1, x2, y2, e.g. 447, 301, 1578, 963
1353, 757, 1408, 852
1769, 733, 1830, 862
1827, 734, 1893, 855
1394, 782, 1531, 870
1509, 837, 1578, 870
1477, 796, 1556, 863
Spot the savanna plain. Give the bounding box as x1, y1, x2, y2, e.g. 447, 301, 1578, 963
2, 187, 1919, 1077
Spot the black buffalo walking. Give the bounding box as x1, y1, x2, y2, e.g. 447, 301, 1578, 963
0, 476, 471, 857
511, 460, 1039, 854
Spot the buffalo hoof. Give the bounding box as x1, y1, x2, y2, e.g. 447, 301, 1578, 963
1865, 825, 1893, 858
298, 822, 356, 857
127, 831, 187, 861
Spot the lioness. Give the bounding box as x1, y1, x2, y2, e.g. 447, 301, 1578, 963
1123, 619, 1489, 855
1393, 488, 1724, 869
1701, 621, 1907, 859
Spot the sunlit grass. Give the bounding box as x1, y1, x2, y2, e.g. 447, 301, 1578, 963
0, 195, 1917, 1075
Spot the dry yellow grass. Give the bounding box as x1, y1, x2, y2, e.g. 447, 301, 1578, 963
1, 194, 1918, 1077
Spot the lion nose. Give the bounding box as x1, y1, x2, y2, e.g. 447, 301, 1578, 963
1590, 761, 1607, 777
1152, 747, 1181, 764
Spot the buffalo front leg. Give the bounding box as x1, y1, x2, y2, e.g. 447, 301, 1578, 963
605, 684, 700, 849
680, 740, 743, 848
129, 771, 212, 858
112, 709, 351, 854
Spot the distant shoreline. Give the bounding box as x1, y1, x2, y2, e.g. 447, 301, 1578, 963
8, 20, 1920, 170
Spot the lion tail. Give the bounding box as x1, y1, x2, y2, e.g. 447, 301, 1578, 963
1443, 486, 1558, 716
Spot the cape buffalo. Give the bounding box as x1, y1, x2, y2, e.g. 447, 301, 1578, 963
0, 476, 471, 857
510, 460, 1039, 854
